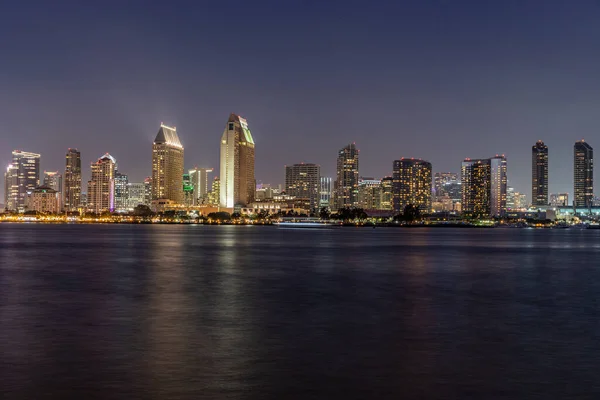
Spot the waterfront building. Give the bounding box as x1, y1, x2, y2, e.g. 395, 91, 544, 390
507, 186, 515, 210
4, 150, 41, 212
114, 171, 129, 213
183, 173, 195, 207
144, 177, 152, 205
392, 158, 432, 214
152, 124, 184, 204
513, 192, 528, 210
550, 193, 569, 207
334, 143, 359, 210
43, 171, 63, 210
208, 177, 220, 206
64, 148, 82, 212
379, 176, 394, 210
126, 183, 147, 210
285, 163, 321, 210
27, 186, 60, 213
220, 113, 255, 207
490, 155, 508, 217
434, 172, 459, 200
461, 159, 491, 217
574, 140, 593, 209
358, 177, 381, 210
532, 140, 549, 206
319, 177, 332, 209
87, 153, 116, 214
80, 192, 87, 208
189, 167, 213, 205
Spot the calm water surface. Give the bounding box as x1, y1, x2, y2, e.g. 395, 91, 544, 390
1, 224, 600, 399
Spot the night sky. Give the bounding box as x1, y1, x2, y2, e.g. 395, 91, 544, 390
2, 1, 600, 201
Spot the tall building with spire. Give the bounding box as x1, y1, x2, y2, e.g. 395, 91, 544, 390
152, 124, 184, 204
64, 148, 82, 212
574, 140, 593, 209
220, 114, 255, 208
87, 154, 116, 213
5, 150, 41, 212
532, 140, 549, 206
334, 143, 359, 210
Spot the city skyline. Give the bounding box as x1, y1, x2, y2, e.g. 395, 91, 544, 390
2, 2, 600, 203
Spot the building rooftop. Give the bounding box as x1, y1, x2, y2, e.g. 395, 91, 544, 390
155, 124, 183, 148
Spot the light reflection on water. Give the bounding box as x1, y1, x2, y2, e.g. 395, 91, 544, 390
1, 225, 600, 398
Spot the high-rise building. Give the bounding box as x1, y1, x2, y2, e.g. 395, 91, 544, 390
490, 155, 508, 217
532, 140, 549, 206
208, 177, 220, 206
461, 159, 491, 217
380, 177, 394, 210
144, 177, 152, 205
27, 186, 60, 213
574, 140, 593, 209
319, 177, 332, 209
64, 148, 82, 212
189, 167, 214, 205
152, 124, 184, 203
358, 177, 381, 210
87, 153, 116, 214
434, 172, 459, 200
114, 171, 129, 213
392, 159, 432, 213
285, 163, 321, 210
183, 173, 195, 207
220, 114, 255, 208
5, 150, 41, 212
43, 171, 62, 193
126, 183, 147, 210
513, 192, 528, 210
507, 186, 515, 210
550, 193, 569, 207
334, 143, 359, 210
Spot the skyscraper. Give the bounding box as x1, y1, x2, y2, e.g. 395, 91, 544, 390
220, 113, 255, 208
43, 171, 62, 193
434, 172, 459, 200
532, 140, 549, 206
64, 148, 82, 212
152, 124, 184, 203
334, 143, 359, 210
490, 155, 507, 217
87, 153, 116, 213
114, 171, 129, 213
182, 173, 195, 207
392, 159, 432, 213
5, 150, 41, 212
285, 163, 321, 210
574, 140, 593, 209
189, 167, 213, 205
380, 176, 394, 210
126, 182, 147, 210
461, 159, 491, 217
319, 177, 332, 209
358, 177, 382, 210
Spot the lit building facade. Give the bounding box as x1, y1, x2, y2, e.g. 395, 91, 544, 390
189, 167, 213, 205
144, 177, 152, 205
380, 176, 394, 210
574, 140, 593, 209
220, 114, 255, 207
550, 193, 569, 207
319, 177, 332, 209
27, 186, 60, 213
183, 173, 195, 207
434, 172, 458, 200
461, 159, 491, 217
43, 171, 63, 210
114, 171, 129, 213
334, 143, 359, 210
392, 159, 432, 213
152, 124, 184, 204
532, 140, 549, 206
285, 163, 321, 210
5, 150, 41, 212
358, 177, 381, 210
208, 177, 220, 206
490, 155, 508, 217
87, 153, 116, 213
64, 148, 82, 212
126, 182, 147, 210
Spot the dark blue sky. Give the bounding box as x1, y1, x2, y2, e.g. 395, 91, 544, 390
2, 0, 600, 200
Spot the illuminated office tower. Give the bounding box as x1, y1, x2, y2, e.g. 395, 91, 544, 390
334, 143, 359, 210
87, 153, 116, 213
220, 113, 255, 208
319, 177, 332, 209
189, 167, 213, 205
392, 159, 432, 213
208, 177, 220, 206
379, 176, 394, 210
358, 177, 381, 210
461, 159, 491, 217
490, 155, 507, 217
144, 177, 152, 205
152, 124, 184, 203
285, 163, 321, 210
532, 140, 549, 206
64, 148, 82, 212
550, 193, 569, 207
43, 171, 63, 210
114, 171, 129, 213
574, 140, 593, 209
183, 173, 195, 207
126, 182, 147, 210
5, 150, 40, 212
